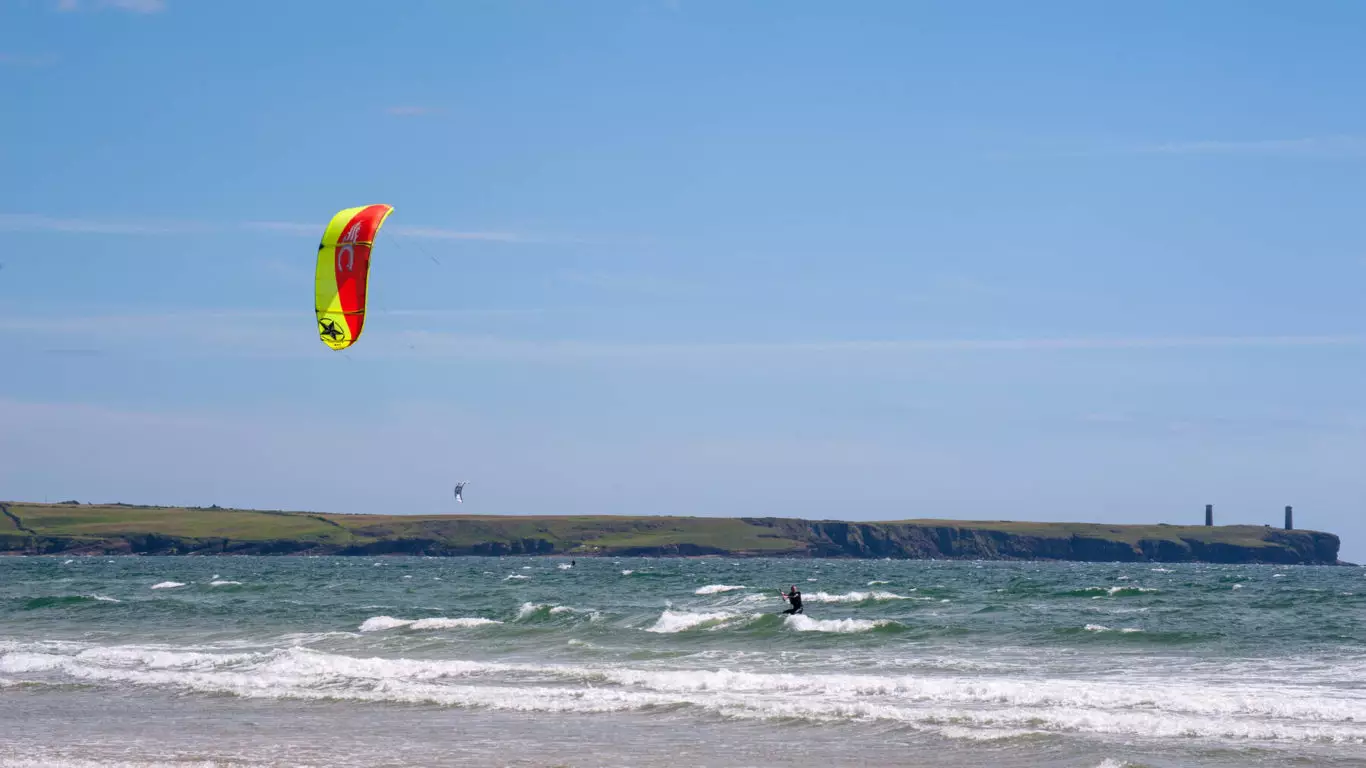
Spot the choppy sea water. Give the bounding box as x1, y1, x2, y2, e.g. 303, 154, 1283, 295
1, 556, 1363, 768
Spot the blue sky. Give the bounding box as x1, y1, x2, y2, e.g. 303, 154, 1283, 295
2, 0, 1364, 560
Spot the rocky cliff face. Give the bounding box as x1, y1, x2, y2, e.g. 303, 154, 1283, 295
736, 519, 1343, 564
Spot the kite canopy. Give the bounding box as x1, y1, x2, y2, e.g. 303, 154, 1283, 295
314, 204, 394, 350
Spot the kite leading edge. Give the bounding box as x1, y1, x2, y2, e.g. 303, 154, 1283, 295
314, 204, 394, 350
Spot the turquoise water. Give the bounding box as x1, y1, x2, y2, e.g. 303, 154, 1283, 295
2, 556, 1364, 767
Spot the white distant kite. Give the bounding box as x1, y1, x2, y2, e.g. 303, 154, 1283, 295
453, 482, 468, 503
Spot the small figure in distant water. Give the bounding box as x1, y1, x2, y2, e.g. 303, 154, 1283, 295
453, 482, 467, 503
571, 560, 576, 567
779, 585, 803, 615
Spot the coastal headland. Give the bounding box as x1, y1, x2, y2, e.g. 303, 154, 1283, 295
0, 501, 1344, 564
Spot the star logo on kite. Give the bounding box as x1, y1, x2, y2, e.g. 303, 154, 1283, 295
319, 318, 345, 342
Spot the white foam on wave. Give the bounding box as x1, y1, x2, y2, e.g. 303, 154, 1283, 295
209, 580, 241, 587
558, 563, 573, 570
867, 580, 891, 586
504, 574, 527, 581
1085, 624, 1143, 634
358, 616, 502, 632
516, 602, 587, 620
149, 582, 185, 590
784, 615, 889, 633
694, 584, 746, 595
645, 610, 753, 633
621, 570, 634, 576
4, 642, 1366, 744
804, 590, 911, 603
90, 595, 120, 603
1079, 586, 1159, 597
357, 616, 408, 632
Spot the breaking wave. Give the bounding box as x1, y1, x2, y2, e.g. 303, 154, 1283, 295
358, 616, 502, 632
803, 590, 914, 603
4, 641, 1363, 745
784, 615, 892, 633
645, 610, 756, 633
1084, 624, 1144, 634
515, 603, 593, 621
1066, 586, 1159, 598
694, 584, 746, 595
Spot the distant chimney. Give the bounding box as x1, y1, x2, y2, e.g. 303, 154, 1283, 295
1205, 504, 1213, 527
1285, 505, 1293, 531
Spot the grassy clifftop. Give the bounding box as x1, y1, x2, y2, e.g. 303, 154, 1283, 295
0, 501, 1344, 564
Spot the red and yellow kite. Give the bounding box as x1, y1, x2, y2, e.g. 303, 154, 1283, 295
314, 204, 394, 350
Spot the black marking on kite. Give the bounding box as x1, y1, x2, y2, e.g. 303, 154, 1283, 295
319, 318, 344, 341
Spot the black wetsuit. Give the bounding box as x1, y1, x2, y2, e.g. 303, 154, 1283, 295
782, 590, 804, 615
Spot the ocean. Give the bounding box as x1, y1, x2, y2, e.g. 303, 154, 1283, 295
1, 555, 1363, 767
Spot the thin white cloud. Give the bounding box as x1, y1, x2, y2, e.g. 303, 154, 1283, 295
0, 213, 207, 235
1079, 408, 1366, 436
1, 213, 559, 244
40, 348, 104, 358
384, 106, 445, 117
104, 0, 165, 11
242, 220, 532, 243
1135, 136, 1366, 157
5, 309, 1360, 362
378, 308, 545, 318
387, 225, 530, 243
0, 53, 58, 68
56, 0, 167, 12
382, 332, 1366, 364
556, 270, 689, 295
240, 221, 317, 235
0, 309, 298, 334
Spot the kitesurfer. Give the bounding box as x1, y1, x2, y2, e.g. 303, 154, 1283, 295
780, 585, 803, 615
